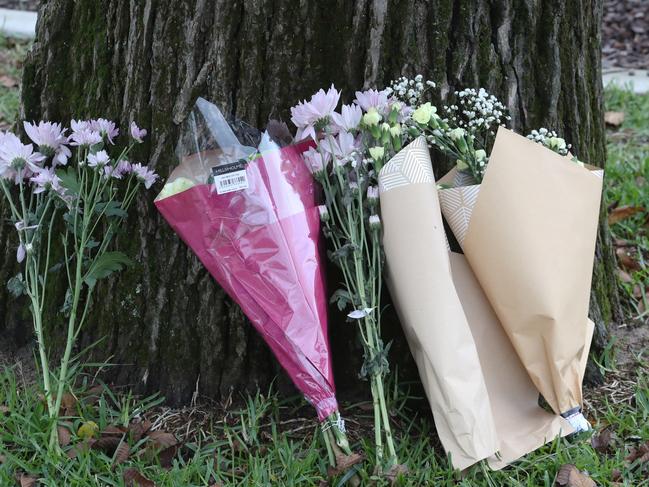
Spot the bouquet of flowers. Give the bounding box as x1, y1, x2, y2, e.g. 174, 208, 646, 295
382, 80, 602, 467
289, 85, 413, 473
0, 118, 156, 450
435, 125, 602, 431
154, 98, 355, 473
379, 137, 578, 470
293, 76, 603, 472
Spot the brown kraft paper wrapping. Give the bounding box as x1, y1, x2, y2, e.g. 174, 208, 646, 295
442, 127, 603, 417
449, 252, 574, 469
379, 137, 499, 470
379, 137, 579, 469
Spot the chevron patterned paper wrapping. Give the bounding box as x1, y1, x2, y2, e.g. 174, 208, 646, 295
378, 137, 499, 470
438, 151, 603, 250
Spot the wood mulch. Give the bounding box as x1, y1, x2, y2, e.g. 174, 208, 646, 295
0, 0, 38, 11
603, 0, 649, 69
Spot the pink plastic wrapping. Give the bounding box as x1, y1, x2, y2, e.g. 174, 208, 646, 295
155, 99, 338, 421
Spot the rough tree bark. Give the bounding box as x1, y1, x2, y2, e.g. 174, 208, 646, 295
0, 0, 621, 404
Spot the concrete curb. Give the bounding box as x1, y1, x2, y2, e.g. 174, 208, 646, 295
0, 8, 37, 39
603, 69, 649, 94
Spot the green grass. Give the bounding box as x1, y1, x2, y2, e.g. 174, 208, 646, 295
1, 365, 649, 486
0, 36, 29, 129
604, 87, 649, 318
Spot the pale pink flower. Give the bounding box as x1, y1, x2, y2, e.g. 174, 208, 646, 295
115, 159, 132, 177
290, 85, 341, 140
0, 132, 45, 182
30, 167, 63, 194
131, 162, 158, 189
104, 159, 132, 179
69, 128, 102, 147
367, 185, 379, 202
369, 214, 381, 230
317, 205, 329, 222
70, 119, 91, 132
130, 121, 147, 143
386, 98, 414, 122
323, 132, 358, 162
90, 118, 119, 144
87, 150, 110, 167
354, 89, 389, 112
16, 243, 26, 263
303, 147, 330, 176
332, 104, 362, 132
23, 121, 71, 166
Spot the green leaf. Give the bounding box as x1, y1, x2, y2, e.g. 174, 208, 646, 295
330, 289, 352, 311
7, 273, 26, 297
83, 251, 133, 288
94, 201, 127, 219
60, 288, 72, 316
56, 167, 80, 195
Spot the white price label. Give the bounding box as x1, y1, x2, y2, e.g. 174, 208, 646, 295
212, 160, 250, 195
214, 170, 249, 194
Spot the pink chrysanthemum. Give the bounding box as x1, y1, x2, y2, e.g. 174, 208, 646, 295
303, 147, 330, 177
23, 121, 71, 166
90, 118, 119, 144
87, 150, 110, 168
131, 162, 158, 189
354, 89, 389, 112
0, 132, 46, 183
332, 104, 362, 133
290, 85, 341, 141
30, 167, 63, 194
69, 128, 102, 147
322, 132, 358, 163
130, 122, 147, 143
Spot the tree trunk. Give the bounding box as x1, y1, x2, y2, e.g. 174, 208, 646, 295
2, 0, 620, 404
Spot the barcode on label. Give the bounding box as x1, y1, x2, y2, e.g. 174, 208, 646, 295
214, 170, 249, 194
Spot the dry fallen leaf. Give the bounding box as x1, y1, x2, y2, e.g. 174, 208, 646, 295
102, 424, 127, 436
385, 463, 409, 484
113, 441, 130, 466
0, 74, 18, 88
123, 467, 156, 487
157, 445, 179, 469
0, 405, 9, 415
609, 205, 644, 225
92, 435, 121, 454
146, 430, 177, 450
16, 472, 38, 487
327, 451, 365, 478
554, 464, 596, 487
605, 111, 625, 127
626, 441, 649, 464
591, 427, 613, 453
58, 421, 73, 447
616, 248, 641, 271
128, 419, 152, 442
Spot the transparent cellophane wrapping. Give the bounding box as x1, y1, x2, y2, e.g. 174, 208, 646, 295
154, 98, 338, 421
156, 97, 260, 200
